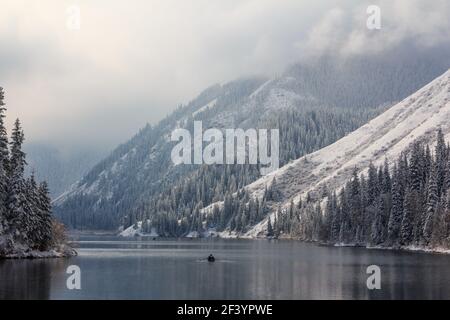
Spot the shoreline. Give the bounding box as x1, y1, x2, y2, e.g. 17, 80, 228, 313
113, 229, 450, 256
1, 244, 77, 260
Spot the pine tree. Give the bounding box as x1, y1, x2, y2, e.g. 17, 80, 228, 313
349, 168, 362, 242
423, 165, 439, 245
339, 187, 351, 243
435, 129, 447, 196
329, 192, 340, 242
24, 172, 42, 248
387, 169, 403, 246
400, 188, 415, 246
424, 145, 432, 184
445, 152, 450, 192
0, 87, 8, 169
409, 142, 423, 192
367, 162, 378, 206
6, 119, 29, 242
430, 198, 447, 247
0, 88, 8, 234
383, 158, 392, 194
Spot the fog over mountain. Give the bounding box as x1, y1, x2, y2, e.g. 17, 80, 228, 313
24, 143, 105, 197
1, 0, 449, 197
1, 0, 449, 150
54, 53, 450, 230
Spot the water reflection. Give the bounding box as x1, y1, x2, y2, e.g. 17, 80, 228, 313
0, 259, 51, 299
1, 237, 450, 299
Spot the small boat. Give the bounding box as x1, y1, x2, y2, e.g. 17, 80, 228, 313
207, 254, 215, 262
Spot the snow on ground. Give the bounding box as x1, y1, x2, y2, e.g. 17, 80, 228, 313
5, 248, 76, 259
185, 231, 200, 238
0, 235, 77, 259
119, 221, 142, 237
192, 98, 217, 117
249, 79, 273, 99
119, 222, 159, 237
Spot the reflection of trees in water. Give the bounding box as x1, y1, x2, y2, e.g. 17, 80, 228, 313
0, 259, 64, 300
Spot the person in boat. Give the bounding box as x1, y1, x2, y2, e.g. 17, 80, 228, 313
207, 254, 215, 262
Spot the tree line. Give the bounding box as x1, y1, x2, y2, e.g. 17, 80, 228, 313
123, 106, 378, 236
270, 130, 450, 249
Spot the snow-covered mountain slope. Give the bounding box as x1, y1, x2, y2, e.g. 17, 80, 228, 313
54, 52, 450, 230
223, 68, 450, 238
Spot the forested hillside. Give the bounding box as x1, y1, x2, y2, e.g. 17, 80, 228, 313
269, 132, 450, 250
197, 68, 450, 248
54, 53, 450, 233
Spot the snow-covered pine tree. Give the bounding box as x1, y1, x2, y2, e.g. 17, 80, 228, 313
383, 158, 392, 194
0, 87, 8, 234
430, 197, 447, 247
24, 172, 43, 249
367, 162, 378, 206
424, 145, 432, 184
445, 151, 450, 192
387, 167, 403, 246
400, 188, 415, 246
339, 186, 351, 243
371, 197, 384, 245
349, 168, 362, 242
435, 129, 447, 197
409, 142, 423, 192
267, 216, 274, 237
6, 120, 29, 241
423, 165, 439, 245
329, 192, 340, 242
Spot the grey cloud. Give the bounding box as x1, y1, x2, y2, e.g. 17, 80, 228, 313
0, 0, 448, 153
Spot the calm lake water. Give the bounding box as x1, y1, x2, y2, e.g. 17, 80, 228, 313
1, 236, 450, 300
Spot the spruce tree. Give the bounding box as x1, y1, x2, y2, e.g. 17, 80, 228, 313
0, 88, 8, 234
24, 172, 42, 248
371, 197, 384, 245
330, 192, 340, 242
383, 158, 392, 194
387, 168, 403, 245
6, 119, 29, 242
349, 168, 362, 242
423, 166, 439, 245
367, 162, 378, 206
445, 154, 450, 192
435, 129, 447, 196
0, 87, 8, 169
409, 142, 423, 192
400, 188, 415, 246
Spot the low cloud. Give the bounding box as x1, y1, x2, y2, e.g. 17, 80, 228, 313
0, 0, 448, 152
301, 0, 450, 57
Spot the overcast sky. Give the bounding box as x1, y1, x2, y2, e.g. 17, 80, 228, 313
1, 0, 449, 153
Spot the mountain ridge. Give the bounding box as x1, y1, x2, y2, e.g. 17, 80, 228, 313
225, 68, 450, 238
54, 55, 450, 231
